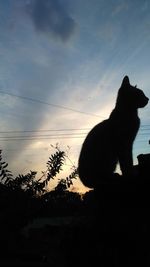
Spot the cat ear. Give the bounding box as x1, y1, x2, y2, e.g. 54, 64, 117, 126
121, 76, 130, 87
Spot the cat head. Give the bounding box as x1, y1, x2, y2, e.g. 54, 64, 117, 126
116, 76, 149, 109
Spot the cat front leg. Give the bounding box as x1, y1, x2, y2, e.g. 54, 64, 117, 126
118, 147, 134, 177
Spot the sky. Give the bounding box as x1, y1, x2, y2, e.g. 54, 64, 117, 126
0, 0, 150, 193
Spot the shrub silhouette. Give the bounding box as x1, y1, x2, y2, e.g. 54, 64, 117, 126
0, 146, 80, 253
0, 149, 13, 184
0, 145, 78, 196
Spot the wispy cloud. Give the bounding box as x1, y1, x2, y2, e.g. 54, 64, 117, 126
26, 0, 77, 42
111, 0, 128, 16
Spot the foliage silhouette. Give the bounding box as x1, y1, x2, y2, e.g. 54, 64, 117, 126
0, 149, 13, 185
0, 145, 81, 263
54, 166, 78, 193
0, 145, 78, 197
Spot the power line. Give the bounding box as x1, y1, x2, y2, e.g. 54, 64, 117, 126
140, 128, 150, 131
1, 147, 50, 154
0, 130, 149, 138
0, 132, 87, 139
0, 136, 149, 142
141, 125, 150, 127
0, 128, 91, 134
0, 132, 149, 139
137, 132, 150, 135
0, 136, 86, 141
0, 128, 149, 140
0, 91, 104, 118
0, 125, 149, 134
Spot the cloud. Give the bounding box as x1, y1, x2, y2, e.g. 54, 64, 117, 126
111, 0, 128, 16
26, 0, 76, 41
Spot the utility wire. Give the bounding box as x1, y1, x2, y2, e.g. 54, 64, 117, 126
0, 129, 149, 137
0, 132, 87, 138
0, 136, 85, 141
0, 132, 149, 139
0, 91, 104, 118
0, 128, 149, 140
141, 125, 150, 127
0, 128, 91, 133
0, 136, 149, 142
0, 125, 149, 134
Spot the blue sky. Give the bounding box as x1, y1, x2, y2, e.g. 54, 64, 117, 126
0, 0, 150, 192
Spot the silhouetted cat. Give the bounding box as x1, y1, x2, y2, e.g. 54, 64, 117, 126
78, 76, 149, 188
